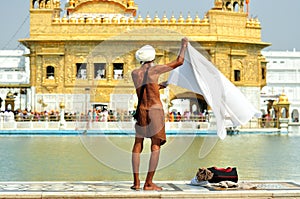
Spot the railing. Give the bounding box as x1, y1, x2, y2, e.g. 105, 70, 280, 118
239, 118, 279, 129
2, 115, 282, 131
13, 115, 208, 123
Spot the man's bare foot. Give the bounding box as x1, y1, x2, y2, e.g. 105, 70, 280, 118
130, 180, 140, 191
130, 185, 140, 191
143, 182, 162, 191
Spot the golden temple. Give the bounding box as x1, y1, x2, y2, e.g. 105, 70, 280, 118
20, 0, 270, 113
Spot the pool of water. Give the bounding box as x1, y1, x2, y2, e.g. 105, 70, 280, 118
0, 132, 299, 182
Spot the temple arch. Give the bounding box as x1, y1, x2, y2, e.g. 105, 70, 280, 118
169, 92, 208, 116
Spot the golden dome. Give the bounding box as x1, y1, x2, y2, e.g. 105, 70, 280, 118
255, 18, 261, 27
194, 14, 201, 24
103, 16, 110, 24
136, 15, 143, 23
6, 91, 14, 99
170, 14, 176, 23
177, 13, 184, 23
78, 16, 85, 23
61, 15, 69, 23
246, 18, 251, 26
128, 16, 135, 23
145, 14, 152, 23
186, 13, 192, 23
112, 15, 118, 23
95, 17, 101, 23
161, 13, 168, 23
201, 15, 209, 24
153, 13, 160, 23
59, 101, 65, 109
120, 16, 127, 23
278, 93, 289, 104
249, 18, 254, 26
86, 17, 93, 24
69, 17, 77, 23
52, 15, 60, 23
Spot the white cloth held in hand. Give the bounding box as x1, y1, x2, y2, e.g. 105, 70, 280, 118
168, 43, 261, 139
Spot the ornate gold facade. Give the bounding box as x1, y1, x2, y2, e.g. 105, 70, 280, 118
20, 0, 270, 112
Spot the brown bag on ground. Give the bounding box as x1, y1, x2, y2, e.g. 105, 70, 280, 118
196, 168, 214, 181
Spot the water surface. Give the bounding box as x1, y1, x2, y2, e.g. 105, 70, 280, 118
0, 134, 299, 181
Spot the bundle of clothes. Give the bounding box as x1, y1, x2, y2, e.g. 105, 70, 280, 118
190, 167, 257, 190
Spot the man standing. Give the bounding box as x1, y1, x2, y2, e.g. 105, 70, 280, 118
131, 38, 188, 191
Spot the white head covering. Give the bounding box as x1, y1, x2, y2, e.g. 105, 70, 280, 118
135, 45, 156, 63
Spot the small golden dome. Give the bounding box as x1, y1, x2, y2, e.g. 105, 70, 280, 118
69, 17, 77, 23
111, 16, 118, 23
255, 18, 261, 27
103, 16, 110, 23
201, 15, 209, 24
170, 14, 176, 23
120, 16, 127, 23
246, 18, 251, 26
78, 16, 85, 23
178, 13, 184, 23
145, 14, 152, 23
6, 91, 14, 99
59, 101, 65, 109
61, 15, 69, 23
128, 16, 135, 23
153, 13, 160, 23
136, 15, 143, 23
95, 17, 101, 23
194, 14, 201, 24
249, 18, 254, 26
278, 93, 289, 103
186, 13, 192, 23
161, 13, 168, 23
86, 17, 93, 24
52, 15, 60, 23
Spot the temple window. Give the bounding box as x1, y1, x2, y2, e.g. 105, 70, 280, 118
33, 0, 39, 9
234, 70, 241, 81
233, 2, 239, 12
94, 63, 106, 79
46, 65, 55, 79
225, 2, 231, 11
76, 63, 87, 79
113, 63, 124, 79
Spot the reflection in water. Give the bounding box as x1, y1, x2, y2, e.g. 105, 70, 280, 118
0, 134, 299, 181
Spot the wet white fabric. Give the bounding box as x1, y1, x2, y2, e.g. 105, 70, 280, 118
135, 45, 156, 62
167, 43, 261, 139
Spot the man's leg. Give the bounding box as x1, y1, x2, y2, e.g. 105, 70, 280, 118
131, 137, 144, 190
143, 137, 162, 191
